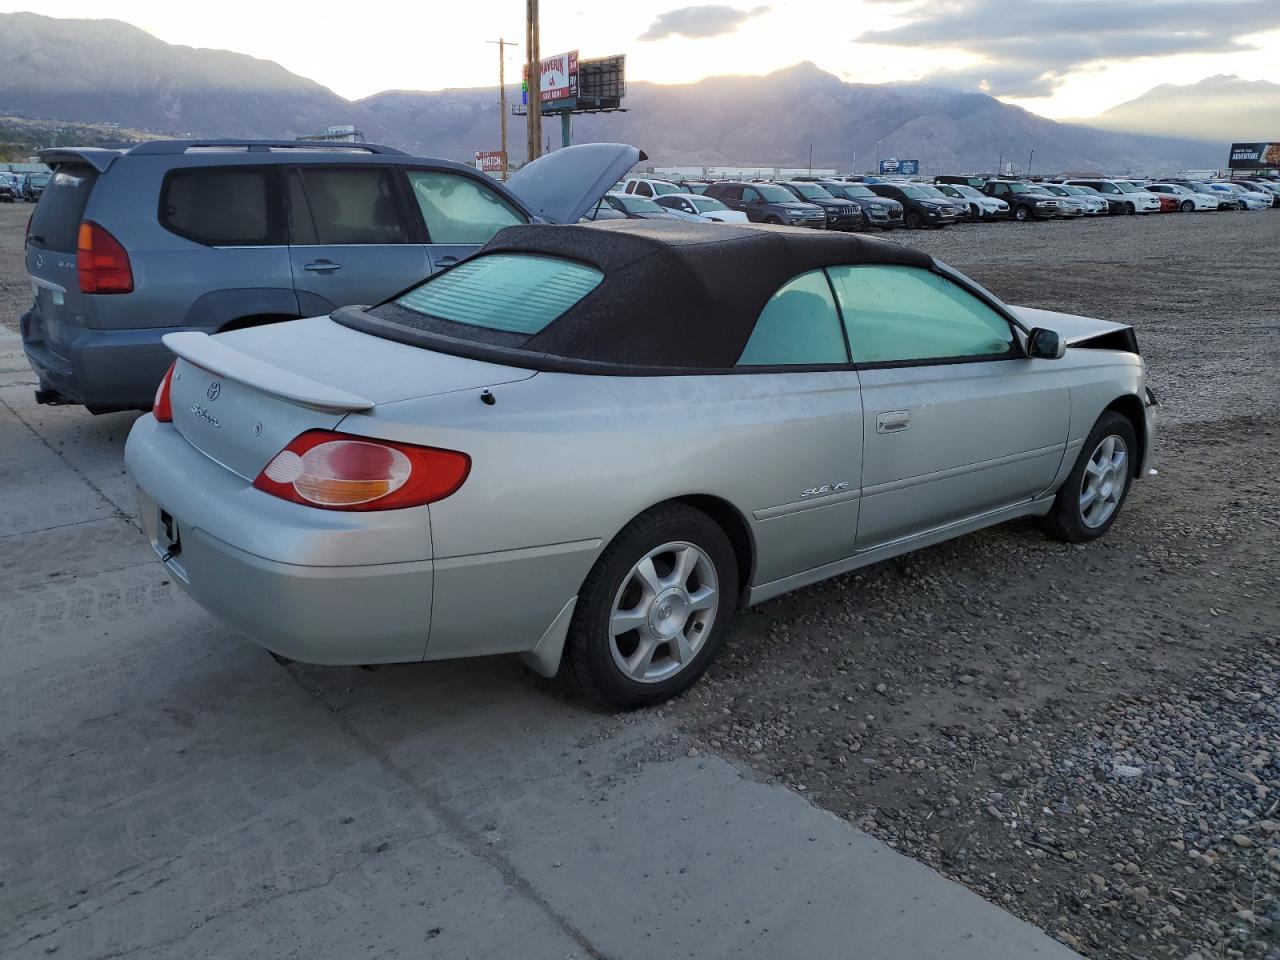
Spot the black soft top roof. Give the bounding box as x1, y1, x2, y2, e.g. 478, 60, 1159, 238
347, 219, 934, 373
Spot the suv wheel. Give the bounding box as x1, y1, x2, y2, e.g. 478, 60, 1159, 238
1013, 205, 1029, 222
1123, 202, 1135, 216
763, 215, 783, 225
561, 504, 738, 708
904, 211, 922, 229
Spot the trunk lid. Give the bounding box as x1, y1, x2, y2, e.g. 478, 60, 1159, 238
164, 316, 535, 480
505, 143, 645, 224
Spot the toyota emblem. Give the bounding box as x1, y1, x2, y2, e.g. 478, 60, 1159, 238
207, 382, 221, 401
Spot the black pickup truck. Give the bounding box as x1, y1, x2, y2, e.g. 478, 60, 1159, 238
980, 180, 1062, 221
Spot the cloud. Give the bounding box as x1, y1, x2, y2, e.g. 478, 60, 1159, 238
639, 4, 771, 41
853, 0, 1280, 97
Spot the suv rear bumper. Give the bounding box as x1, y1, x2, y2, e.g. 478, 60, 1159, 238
20, 308, 175, 411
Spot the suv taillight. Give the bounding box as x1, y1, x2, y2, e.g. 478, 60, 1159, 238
254, 431, 470, 511
77, 221, 133, 294
153, 361, 176, 422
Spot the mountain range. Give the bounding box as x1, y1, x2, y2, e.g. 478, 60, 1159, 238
1085, 74, 1280, 144
0, 12, 1232, 174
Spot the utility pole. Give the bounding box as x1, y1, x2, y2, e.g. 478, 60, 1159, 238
808, 143, 813, 176
875, 139, 882, 172
1027, 148, 1035, 179
485, 38, 514, 178
525, 0, 542, 163
997, 149, 1003, 176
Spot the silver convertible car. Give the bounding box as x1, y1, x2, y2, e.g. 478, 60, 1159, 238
126, 220, 1156, 707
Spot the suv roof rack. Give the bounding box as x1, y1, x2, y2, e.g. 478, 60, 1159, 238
127, 139, 408, 156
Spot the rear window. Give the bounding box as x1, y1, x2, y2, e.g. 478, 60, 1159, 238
29, 165, 97, 252
161, 166, 281, 245
380, 254, 602, 336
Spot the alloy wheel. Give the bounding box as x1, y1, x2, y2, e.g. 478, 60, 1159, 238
609, 541, 719, 683
1079, 435, 1129, 528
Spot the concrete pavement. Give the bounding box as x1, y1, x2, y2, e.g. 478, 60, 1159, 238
0, 328, 1079, 960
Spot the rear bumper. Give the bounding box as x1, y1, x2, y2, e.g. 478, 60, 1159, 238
125, 414, 597, 667
20, 308, 176, 410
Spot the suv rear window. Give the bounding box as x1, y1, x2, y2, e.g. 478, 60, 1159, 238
29, 165, 97, 252
161, 166, 281, 245
376, 254, 601, 336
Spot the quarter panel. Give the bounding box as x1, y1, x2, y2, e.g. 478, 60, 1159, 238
365, 370, 866, 585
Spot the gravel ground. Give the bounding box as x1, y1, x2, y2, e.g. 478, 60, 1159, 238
669, 210, 1280, 959
3, 200, 1277, 958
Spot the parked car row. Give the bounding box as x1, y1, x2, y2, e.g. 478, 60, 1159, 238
604, 172, 1280, 231
1, 171, 50, 201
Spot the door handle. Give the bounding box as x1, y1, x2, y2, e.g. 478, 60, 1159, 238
303, 260, 342, 273
876, 410, 911, 434
437, 256, 459, 265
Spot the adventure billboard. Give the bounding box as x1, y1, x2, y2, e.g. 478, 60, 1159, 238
1228, 142, 1280, 169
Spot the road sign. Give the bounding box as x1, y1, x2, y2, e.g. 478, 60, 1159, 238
474, 150, 506, 173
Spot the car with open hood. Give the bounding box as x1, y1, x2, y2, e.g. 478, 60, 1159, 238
125, 220, 1157, 709
21, 139, 642, 413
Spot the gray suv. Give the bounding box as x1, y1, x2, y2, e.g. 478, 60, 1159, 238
22, 139, 639, 412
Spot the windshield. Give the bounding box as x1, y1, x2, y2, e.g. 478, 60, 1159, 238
917, 186, 949, 198
31, 173, 51, 185
753, 184, 797, 203
1040, 185, 1068, 196
651, 182, 684, 195
617, 194, 663, 213
789, 183, 832, 200
690, 196, 729, 211
1116, 182, 1142, 193
1004, 182, 1034, 194
839, 184, 876, 198
1071, 185, 1101, 196
1184, 181, 1213, 193
949, 185, 982, 198
376, 254, 602, 337
897, 185, 931, 199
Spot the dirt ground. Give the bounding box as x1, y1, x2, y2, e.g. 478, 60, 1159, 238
668, 211, 1280, 959
4, 200, 1278, 958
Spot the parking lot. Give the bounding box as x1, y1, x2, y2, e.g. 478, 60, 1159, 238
2, 200, 1278, 959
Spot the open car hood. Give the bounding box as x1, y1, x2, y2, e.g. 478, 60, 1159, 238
1010, 306, 1138, 351
505, 143, 646, 224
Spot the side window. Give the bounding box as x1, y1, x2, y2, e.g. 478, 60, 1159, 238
637, 182, 653, 197
406, 169, 524, 244
161, 166, 280, 246
624, 182, 636, 194
737, 270, 849, 367
829, 265, 1015, 365
292, 167, 408, 244
743, 187, 762, 202
991, 183, 1008, 196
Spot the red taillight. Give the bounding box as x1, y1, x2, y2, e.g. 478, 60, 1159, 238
253, 431, 470, 511
77, 221, 133, 294
153, 361, 176, 422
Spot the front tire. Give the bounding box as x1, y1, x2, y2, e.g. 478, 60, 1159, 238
1123, 202, 1135, 216
1040, 411, 1137, 543
1180, 200, 1194, 212
1013, 205, 1029, 222
905, 211, 922, 229
561, 503, 739, 708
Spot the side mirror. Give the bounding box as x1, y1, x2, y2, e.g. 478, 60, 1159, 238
1026, 327, 1066, 360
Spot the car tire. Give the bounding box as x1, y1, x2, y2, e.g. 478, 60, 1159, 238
763, 216, 782, 225
1179, 200, 1193, 212
1040, 411, 1137, 544
1013, 205, 1029, 222
1122, 202, 1135, 216
561, 503, 739, 709
905, 211, 922, 229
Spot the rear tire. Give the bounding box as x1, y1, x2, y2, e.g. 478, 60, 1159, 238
561, 504, 739, 709
1040, 411, 1137, 544
763, 216, 783, 225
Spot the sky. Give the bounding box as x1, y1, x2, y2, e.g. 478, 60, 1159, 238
4, 0, 1279, 118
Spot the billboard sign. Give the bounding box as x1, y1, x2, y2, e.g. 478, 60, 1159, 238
522, 50, 579, 105
1228, 142, 1280, 169
879, 158, 919, 175
474, 150, 506, 173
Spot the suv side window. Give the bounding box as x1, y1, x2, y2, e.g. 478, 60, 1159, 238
991, 183, 1008, 196
743, 187, 762, 202
737, 270, 849, 367
828, 265, 1014, 365
161, 166, 283, 246
405, 169, 524, 244
290, 166, 408, 245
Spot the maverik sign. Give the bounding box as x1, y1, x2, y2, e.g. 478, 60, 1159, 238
1228, 142, 1280, 170
522, 50, 579, 104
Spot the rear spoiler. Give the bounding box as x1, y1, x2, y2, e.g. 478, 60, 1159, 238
162, 332, 374, 412
38, 148, 125, 174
